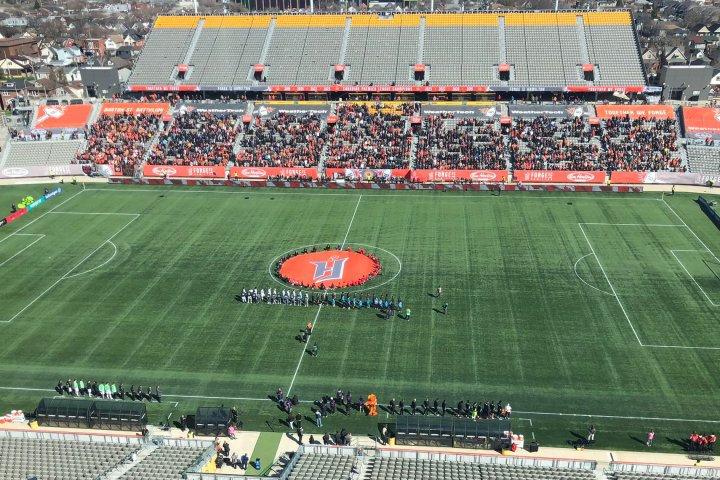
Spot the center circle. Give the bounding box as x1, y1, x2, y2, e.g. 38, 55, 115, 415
277, 249, 380, 289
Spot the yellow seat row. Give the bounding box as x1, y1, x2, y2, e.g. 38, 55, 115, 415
154, 11, 632, 30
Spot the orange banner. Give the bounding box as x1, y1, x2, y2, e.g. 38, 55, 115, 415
101, 102, 170, 116
513, 171, 606, 183
229, 166, 319, 179
595, 105, 675, 120
410, 170, 508, 183
143, 164, 225, 178
682, 107, 720, 138
34, 104, 92, 129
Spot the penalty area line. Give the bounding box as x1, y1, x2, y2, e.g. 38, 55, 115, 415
0, 214, 140, 324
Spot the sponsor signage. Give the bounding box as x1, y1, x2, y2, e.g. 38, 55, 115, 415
410, 169, 508, 183
45, 188, 61, 199
229, 166, 319, 179
595, 105, 675, 120
26, 197, 45, 211
254, 104, 330, 117
100, 102, 171, 116
34, 104, 93, 130
0, 165, 85, 179
421, 105, 501, 118
610, 171, 720, 185
129, 84, 655, 94
682, 107, 720, 139
177, 102, 248, 115
507, 104, 594, 118
326, 168, 410, 181
4, 207, 28, 225
514, 170, 606, 183
142, 164, 226, 178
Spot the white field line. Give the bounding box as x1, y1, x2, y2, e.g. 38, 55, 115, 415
579, 223, 684, 227
0, 234, 45, 268
287, 196, 363, 395
670, 250, 720, 307
84, 187, 664, 200
0, 214, 140, 324
64, 241, 118, 280
573, 253, 614, 296
3, 386, 720, 423
662, 197, 720, 265
0, 189, 85, 245
51, 211, 139, 216
578, 223, 643, 346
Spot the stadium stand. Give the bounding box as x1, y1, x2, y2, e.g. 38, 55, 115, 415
605, 473, 714, 480
127, 11, 646, 90
148, 110, 239, 166
2, 140, 84, 169
363, 457, 597, 480
687, 145, 720, 174
120, 444, 206, 480
414, 116, 507, 170
287, 452, 355, 480
324, 103, 414, 169
0, 436, 139, 479
236, 113, 327, 167
80, 112, 163, 176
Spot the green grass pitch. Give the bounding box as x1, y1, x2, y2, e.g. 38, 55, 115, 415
1, 183, 720, 453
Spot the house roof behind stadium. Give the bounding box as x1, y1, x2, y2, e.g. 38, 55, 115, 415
127, 10, 650, 94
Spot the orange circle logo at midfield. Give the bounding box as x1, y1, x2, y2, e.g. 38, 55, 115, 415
278, 250, 378, 288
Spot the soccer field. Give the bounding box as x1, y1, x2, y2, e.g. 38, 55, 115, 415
1, 183, 720, 452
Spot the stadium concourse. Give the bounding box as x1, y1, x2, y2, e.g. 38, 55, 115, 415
0, 419, 719, 480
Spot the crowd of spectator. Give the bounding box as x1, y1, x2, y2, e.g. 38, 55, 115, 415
414, 115, 507, 170
235, 113, 326, 167
325, 104, 413, 169
598, 116, 683, 172
79, 113, 161, 176
148, 111, 238, 166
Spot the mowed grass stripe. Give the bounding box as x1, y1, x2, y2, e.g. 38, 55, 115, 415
2, 186, 720, 451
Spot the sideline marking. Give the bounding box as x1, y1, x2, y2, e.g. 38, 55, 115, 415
84, 187, 663, 200
286, 196, 363, 395
578, 223, 643, 346
579, 223, 684, 227
1, 215, 140, 324
0, 189, 85, 245
670, 249, 720, 307
0, 234, 45, 267
3, 387, 720, 424
662, 197, 720, 266
573, 253, 614, 296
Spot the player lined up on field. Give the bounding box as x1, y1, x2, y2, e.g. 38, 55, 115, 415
55, 379, 161, 402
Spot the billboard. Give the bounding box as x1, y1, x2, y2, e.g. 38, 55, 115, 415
177, 102, 248, 115
421, 105, 501, 118
410, 170, 508, 183
229, 166, 318, 179
34, 105, 92, 130
682, 107, 720, 140
0, 164, 86, 179
610, 171, 720, 185
254, 104, 329, 117
100, 102, 171, 116
507, 104, 593, 118
595, 105, 675, 120
142, 165, 226, 178
513, 170, 606, 184
326, 168, 410, 181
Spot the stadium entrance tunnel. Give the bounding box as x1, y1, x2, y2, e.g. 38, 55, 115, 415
277, 249, 380, 289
